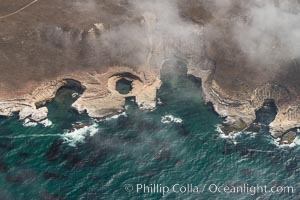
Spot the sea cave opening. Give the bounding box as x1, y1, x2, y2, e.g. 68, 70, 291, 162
254, 99, 278, 125
51, 79, 85, 108
35, 79, 85, 109
116, 78, 133, 95
45, 79, 87, 123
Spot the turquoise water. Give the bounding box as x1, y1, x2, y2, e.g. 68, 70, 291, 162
0, 66, 299, 200
116, 78, 133, 95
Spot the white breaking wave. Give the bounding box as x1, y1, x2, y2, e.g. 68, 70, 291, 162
215, 124, 244, 145
272, 136, 300, 148
23, 121, 38, 127
22, 118, 53, 128
23, 118, 38, 127
106, 112, 127, 121
161, 115, 183, 124
215, 124, 224, 134
157, 98, 163, 105
215, 124, 240, 139
218, 132, 242, 140
98, 112, 127, 122
216, 124, 258, 139
40, 119, 53, 127
293, 136, 300, 145
63, 123, 99, 147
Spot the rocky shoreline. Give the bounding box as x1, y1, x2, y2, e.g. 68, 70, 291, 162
1, 1, 300, 145
0, 66, 161, 126
188, 65, 299, 143
1, 56, 298, 144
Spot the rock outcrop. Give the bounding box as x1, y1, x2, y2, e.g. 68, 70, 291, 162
0, 1, 299, 145
0, 66, 161, 122
188, 63, 299, 140
71, 67, 161, 118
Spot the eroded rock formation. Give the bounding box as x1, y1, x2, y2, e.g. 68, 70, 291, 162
1, 0, 300, 144
0, 66, 160, 123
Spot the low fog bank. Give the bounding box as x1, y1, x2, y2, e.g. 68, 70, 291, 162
181, 0, 300, 91
1, 0, 300, 94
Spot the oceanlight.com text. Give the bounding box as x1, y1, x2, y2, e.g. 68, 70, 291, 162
124, 183, 295, 196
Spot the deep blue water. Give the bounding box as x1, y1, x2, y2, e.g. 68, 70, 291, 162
0, 66, 299, 200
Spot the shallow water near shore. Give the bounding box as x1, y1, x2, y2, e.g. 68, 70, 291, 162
0, 68, 299, 200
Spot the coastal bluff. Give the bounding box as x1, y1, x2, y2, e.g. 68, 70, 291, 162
0, 66, 161, 125
1, 0, 300, 145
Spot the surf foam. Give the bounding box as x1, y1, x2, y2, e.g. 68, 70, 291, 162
40, 119, 53, 127
63, 123, 99, 146
272, 136, 300, 148
23, 118, 37, 127
161, 115, 183, 124
106, 112, 127, 121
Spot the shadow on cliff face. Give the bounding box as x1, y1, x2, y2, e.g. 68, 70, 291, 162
254, 99, 278, 126
36, 79, 85, 108
245, 99, 278, 133
46, 79, 88, 126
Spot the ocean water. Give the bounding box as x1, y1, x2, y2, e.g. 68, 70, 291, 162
0, 66, 299, 200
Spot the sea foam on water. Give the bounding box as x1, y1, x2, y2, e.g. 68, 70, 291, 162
63, 123, 99, 146
161, 115, 183, 124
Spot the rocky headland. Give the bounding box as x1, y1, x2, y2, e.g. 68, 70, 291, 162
0, 66, 161, 125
